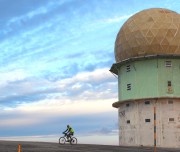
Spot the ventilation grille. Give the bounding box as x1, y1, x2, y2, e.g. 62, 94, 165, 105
165, 61, 172, 67
169, 118, 174, 122
168, 81, 172, 86
168, 100, 173, 104
145, 119, 151, 122
126, 103, 130, 107
126, 65, 131, 72
127, 120, 130, 124
127, 84, 131, 90
145, 101, 150, 105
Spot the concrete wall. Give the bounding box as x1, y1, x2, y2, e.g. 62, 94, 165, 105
118, 59, 180, 101
118, 99, 180, 147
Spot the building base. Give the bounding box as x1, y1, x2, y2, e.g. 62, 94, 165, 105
118, 98, 180, 148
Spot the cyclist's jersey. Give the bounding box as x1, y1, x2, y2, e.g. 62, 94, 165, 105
68, 127, 74, 133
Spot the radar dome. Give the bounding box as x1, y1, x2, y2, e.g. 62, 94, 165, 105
115, 8, 180, 62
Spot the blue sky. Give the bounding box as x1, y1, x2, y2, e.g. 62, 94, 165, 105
0, 0, 180, 145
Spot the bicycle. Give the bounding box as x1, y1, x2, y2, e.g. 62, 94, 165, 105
59, 132, 77, 145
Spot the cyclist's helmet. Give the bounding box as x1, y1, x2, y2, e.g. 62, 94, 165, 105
67, 125, 70, 128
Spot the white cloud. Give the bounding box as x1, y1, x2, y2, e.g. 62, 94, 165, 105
0, 69, 28, 85
71, 82, 83, 90
0, 97, 116, 127
0, 67, 117, 127
0, 117, 42, 127
17, 98, 115, 116
7, 1, 61, 26
0, 67, 116, 127
0, 67, 117, 112
57, 68, 114, 87
103, 14, 133, 24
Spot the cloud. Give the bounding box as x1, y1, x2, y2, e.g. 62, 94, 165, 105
103, 15, 133, 24
13, 98, 116, 117
0, 98, 117, 137
0, 0, 125, 139
6, 1, 67, 28
0, 69, 28, 85
0, 117, 42, 127
0, 67, 117, 130
0, 0, 122, 83
58, 68, 114, 86
0, 68, 117, 108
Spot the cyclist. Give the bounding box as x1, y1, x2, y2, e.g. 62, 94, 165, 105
63, 125, 74, 141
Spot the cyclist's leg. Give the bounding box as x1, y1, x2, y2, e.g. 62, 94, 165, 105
67, 133, 70, 141
69, 133, 73, 141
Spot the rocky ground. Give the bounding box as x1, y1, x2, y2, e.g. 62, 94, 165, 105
0, 140, 179, 152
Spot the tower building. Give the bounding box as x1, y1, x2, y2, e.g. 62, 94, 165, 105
110, 8, 180, 148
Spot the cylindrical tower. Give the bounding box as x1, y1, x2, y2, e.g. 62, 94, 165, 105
110, 8, 180, 148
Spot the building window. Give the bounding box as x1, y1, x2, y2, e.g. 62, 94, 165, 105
145, 119, 151, 122
127, 84, 131, 90
165, 61, 172, 67
127, 120, 130, 124
168, 100, 173, 104
126, 65, 131, 72
169, 118, 174, 122
168, 81, 172, 87
126, 103, 130, 107
145, 100, 150, 105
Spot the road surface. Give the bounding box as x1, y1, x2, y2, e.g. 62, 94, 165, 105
0, 140, 179, 152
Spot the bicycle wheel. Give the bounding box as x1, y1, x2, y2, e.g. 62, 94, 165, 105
59, 137, 66, 144
70, 137, 77, 145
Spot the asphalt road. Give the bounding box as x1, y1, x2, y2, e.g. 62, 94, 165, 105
0, 140, 180, 152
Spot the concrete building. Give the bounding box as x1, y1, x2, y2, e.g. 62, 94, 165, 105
110, 8, 180, 148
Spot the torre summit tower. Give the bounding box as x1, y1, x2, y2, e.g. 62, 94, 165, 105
110, 8, 180, 148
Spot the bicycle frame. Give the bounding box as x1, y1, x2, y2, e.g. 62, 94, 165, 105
63, 133, 72, 142
59, 133, 77, 144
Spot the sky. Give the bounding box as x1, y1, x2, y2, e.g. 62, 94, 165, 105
0, 0, 180, 145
